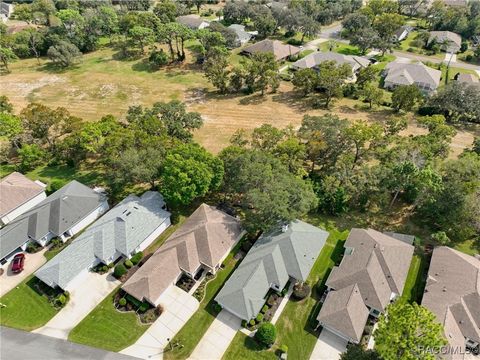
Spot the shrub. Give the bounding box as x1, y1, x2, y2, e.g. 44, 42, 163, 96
280, 344, 288, 353
287, 38, 302, 46
48, 179, 65, 194
292, 283, 311, 300
407, 47, 415, 52
102, 265, 108, 272
149, 49, 169, 68
255, 323, 276, 346
241, 241, 252, 252
256, 313, 264, 323
261, 305, 268, 314
124, 260, 133, 268
119, 298, 127, 306
241, 320, 248, 328
55, 294, 67, 307
114, 263, 127, 278
108, 262, 115, 268
249, 319, 255, 326
431, 231, 451, 245
213, 303, 222, 313
267, 293, 278, 306
26, 242, 42, 253
130, 251, 143, 265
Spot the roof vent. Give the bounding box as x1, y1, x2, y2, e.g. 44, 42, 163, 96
281, 224, 289, 233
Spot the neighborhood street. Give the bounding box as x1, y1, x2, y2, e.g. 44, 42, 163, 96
0, 327, 138, 360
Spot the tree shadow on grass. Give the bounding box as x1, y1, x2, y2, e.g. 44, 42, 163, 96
36, 62, 75, 74
239, 93, 269, 106
271, 90, 312, 112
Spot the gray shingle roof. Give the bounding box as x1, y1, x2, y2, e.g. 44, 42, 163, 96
35, 192, 170, 289
176, 15, 209, 29
428, 31, 462, 52
242, 39, 300, 61
122, 204, 243, 305
0, 181, 104, 260
422, 247, 480, 359
215, 220, 329, 320
0, 172, 45, 218
292, 51, 370, 72
384, 62, 441, 90
326, 229, 414, 311
317, 284, 370, 343
228, 24, 255, 44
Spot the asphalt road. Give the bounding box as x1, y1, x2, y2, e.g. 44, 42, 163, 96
0, 327, 139, 360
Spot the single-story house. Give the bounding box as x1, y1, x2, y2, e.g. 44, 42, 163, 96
0, 172, 47, 226
291, 51, 370, 80
0, 180, 108, 266
428, 31, 462, 53
228, 24, 257, 46
215, 220, 329, 321
422, 247, 480, 359
383, 61, 442, 93
241, 39, 301, 61
0, 2, 14, 21
316, 229, 414, 344
122, 204, 244, 306
176, 15, 210, 30
393, 25, 413, 42
35, 191, 170, 291
455, 73, 479, 85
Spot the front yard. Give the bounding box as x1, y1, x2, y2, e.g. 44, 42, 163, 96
0, 276, 60, 331
163, 240, 244, 360
222, 217, 348, 360
68, 288, 149, 352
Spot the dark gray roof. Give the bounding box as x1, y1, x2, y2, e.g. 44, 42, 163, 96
215, 220, 329, 320
0, 181, 105, 260
35, 192, 170, 289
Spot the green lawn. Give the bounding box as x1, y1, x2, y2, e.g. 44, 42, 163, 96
319, 42, 364, 56
68, 288, 149, 352
223, 216, 348, 360
222, 333, 277, 360
401, 251, 429, 304
454, 239, 479, 256
163, 241, 244, 360
0, 276, 59, 331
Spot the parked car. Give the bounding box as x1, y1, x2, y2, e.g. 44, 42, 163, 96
11, 253, 25, 273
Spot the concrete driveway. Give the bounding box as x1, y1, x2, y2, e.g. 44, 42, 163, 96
310, 328, 348, 360
0, 248, 47, 297
189, 310, 242, 360
34, 271, 120, 339
121, 285, 199, 360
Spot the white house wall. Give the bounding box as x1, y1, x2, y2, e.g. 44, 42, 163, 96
0, 191, 47, 226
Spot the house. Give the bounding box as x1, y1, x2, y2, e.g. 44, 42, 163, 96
383, 61, 442, 93
393, 25, 412, 42
455, 73, 480, 85
215, 220, 329, 321
0, 181, 108, 266
316, 229, 414, 344
35, 192, 170, 291
428, 31, 462, 53
241, 39, 301, 61
122, 204, 244, 306
176, 15, 210, 30
0, 2, 14, 22
422, 247, 480, 359
291, 51, 370, 80
0, 172, 47, 226
228, 24, 257, 46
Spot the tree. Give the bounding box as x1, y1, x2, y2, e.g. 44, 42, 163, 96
149, 49, 169, 68
203, 46, 230, 94
0, 113, 23, 149
391, 85, 423, 112
152, 100, 203, 141
341, 345, 381, 360
31, 0, 57, 26
251, 124, 285, 151
360, 82, 384, 109
153, 0, 177, 23
17, 144, 46, 172
20, 103, 83, 151
255, 323, 276, 347
160, 143, 223, 205
430, 231, 451, 245
350, 27, 378, 54
0, 46, 17, 72
128, 26, 154, 55
342, 13, 371, 37
0, 96, 13, 113
316, 61, 352, 108
356, 66, 379, 88
47, 41, 82, 68
374, 302, 447, 360
373, 13, 405, 55
241, 53, 279, 95
292, 68, 318, 96
12, 4, 34, 24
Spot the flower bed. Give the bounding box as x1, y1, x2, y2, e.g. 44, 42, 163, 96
193, 272, 215, 302
176, 274, 196, 293
114, 290, 162, 324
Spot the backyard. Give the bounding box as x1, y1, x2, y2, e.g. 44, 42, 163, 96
222, 216, 349, 360
0, 276, 60, 331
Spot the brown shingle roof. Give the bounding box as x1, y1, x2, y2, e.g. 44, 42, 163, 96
122, 204, 243, 305
422, 247, 480, 359
0, 172, 45, 218
242, 39, 300, 61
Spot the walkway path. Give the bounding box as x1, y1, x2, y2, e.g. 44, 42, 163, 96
34, 271, 119, 339
188, 310, 242, 360
0, 248, 47, 297
121, 285, 199, 360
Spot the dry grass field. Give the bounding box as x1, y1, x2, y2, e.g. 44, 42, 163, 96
1, 47, 477, 156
